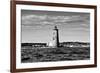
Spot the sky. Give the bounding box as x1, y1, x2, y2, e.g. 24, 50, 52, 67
21, 10, 90, 43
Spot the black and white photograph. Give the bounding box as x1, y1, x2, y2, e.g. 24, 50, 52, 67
10, 1, 97, 72
21, 10, 90, 63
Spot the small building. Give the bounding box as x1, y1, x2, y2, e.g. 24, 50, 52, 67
32, 43, 47, 48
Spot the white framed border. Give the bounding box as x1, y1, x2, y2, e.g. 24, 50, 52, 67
16, 4, 95, 69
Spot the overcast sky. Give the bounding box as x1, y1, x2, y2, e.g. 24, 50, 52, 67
21, 10, 90, 43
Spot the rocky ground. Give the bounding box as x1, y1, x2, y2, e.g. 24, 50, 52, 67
21, 46, 90, 63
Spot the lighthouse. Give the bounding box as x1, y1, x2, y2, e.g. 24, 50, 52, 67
52, 26, 59, 47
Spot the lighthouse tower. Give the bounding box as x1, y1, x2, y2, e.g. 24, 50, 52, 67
52, 26, 59, 47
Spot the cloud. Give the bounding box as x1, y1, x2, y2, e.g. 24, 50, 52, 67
21, 11, 90, 30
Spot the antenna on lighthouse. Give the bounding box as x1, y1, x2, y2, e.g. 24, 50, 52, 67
53, 26, 58, 30
55, 26, 57, 29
